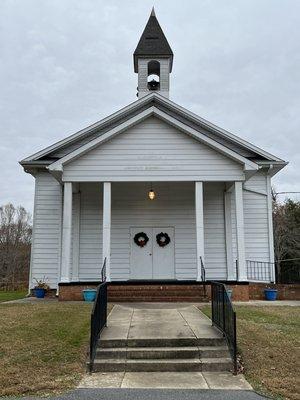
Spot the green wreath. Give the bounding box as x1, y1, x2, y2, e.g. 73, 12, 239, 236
134, 232, 149, 248
156, 232, 171, 247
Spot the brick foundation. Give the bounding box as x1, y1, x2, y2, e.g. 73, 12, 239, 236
58, 281, 300, 302
58, 284, 98, 301
248, 283, 300, 300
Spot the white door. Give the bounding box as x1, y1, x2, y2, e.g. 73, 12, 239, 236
153, 227, 175, 279
130, 227, 175, 280
130, 228, 153, 279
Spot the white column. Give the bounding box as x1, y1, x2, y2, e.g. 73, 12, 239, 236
102, 182, 111, 282
61, 182, 72, 282
266, 175, 275, 282
234, 181, 247, 281
72, 191, 80, 281
195, 182, 205, 281
224, 189, 235, 280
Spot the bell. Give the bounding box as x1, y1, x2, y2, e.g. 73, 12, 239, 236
148, 79, 160, 91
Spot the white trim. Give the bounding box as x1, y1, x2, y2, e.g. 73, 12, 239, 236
102, 182, 111, 282
157, 94, 285, 163
266, 174, 275, 282
28, 177, 38, 292
48, 107, 258, 175
234, 182, 247, 281
21, 93, 286, 166
56, 183, 63, 294
49, 108, 155, 172
20, 94, 155, 163
72, 191, 80, 281
195, 182, 205, 281
60, 182, 72, 282
224, 189, 234, 280
154, 108, 258, 171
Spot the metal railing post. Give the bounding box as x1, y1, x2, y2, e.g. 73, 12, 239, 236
235, 259, 239, 281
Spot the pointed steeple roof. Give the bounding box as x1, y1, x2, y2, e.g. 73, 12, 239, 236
134, 8, 173, 72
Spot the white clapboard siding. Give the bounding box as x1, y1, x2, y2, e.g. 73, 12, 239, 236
229, 170, 271, 278
63, 116, 244, 182
78, 183, 103, 281
243, 171, 270, 261
30, 171, 62, 288
244, 170, 267, 193
204, 183, 227, 280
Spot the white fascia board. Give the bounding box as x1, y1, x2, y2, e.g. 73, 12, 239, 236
154, 93, 286, 163
257, 160, 288, 177
154, 108, 258, 172
21, 93, 156, 163
49, 106, 258, 174
48, 107, 155, 172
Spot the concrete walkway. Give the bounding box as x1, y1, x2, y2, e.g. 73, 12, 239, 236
83, 303, 252, 391
100, 303, 222, 342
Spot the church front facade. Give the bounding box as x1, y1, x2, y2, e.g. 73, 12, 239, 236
20, 10, 287, 299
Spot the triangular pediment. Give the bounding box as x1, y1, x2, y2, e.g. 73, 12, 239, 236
48, 108, 261, 185
57, 115, 250, 183
21, 94, 286, 177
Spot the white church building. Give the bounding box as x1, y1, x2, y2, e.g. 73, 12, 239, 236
21, 10, 287, 300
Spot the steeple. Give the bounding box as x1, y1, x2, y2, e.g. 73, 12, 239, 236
134, 9, 173, 98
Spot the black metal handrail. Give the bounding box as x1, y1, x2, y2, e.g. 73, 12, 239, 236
200, 256, 206, 282
101, 257, 107, 283
89, 258, 108, 372
211, 281, 237, 374
246, 259, 275, 283
200, 256, 207, 297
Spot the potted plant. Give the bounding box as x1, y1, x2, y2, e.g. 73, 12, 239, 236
34, 277, 49, 298
264, 286, 278, 301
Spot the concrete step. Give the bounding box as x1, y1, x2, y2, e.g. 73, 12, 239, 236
108, 298, 209, 303
96, 346, 229, 359
98, 337, 225, 348
92, 357, 232, 372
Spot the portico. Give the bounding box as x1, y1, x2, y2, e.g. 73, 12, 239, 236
58, 179, 248, 284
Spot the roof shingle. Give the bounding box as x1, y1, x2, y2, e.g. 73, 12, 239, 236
133, 9, 173, 72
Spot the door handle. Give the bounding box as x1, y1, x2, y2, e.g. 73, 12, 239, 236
149, 253, 152, 256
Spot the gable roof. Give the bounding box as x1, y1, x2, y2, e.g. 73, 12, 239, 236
20, 93, 287, 168
133, 8, 173, 72
48, 107, 259, 179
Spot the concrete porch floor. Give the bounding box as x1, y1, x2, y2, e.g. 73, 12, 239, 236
83, 303, 252, 390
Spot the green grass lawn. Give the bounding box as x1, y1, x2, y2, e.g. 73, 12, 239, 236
0, 290, 27, 302
200, 305, 300, 400
0, 301, 114, 396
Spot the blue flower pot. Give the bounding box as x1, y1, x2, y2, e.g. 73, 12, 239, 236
82, 289, 97, 302
264, 289, 278, 301
34, 288, 46, 298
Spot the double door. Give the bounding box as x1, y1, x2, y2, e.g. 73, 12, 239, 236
130, 227, 175, 279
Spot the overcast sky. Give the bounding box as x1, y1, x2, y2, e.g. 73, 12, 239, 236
1, 0, 300, 213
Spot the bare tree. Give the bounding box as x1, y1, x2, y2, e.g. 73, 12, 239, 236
273, 192, 300, 283
0, 203, 32, 287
